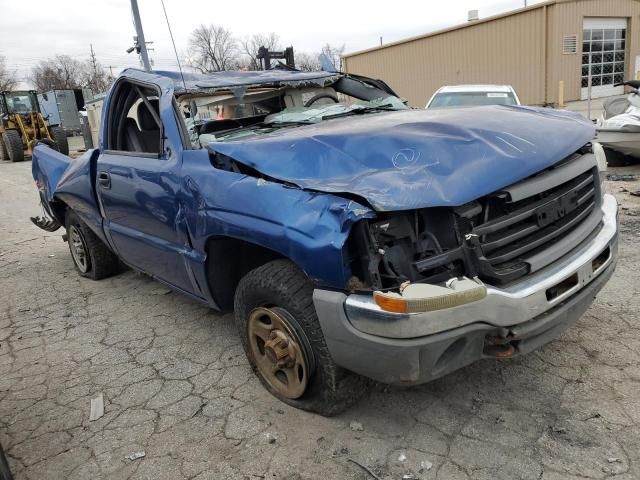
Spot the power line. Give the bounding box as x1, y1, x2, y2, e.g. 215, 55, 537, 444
160, 0, 187, 90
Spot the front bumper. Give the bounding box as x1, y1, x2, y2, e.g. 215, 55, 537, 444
313, 194, 618, 385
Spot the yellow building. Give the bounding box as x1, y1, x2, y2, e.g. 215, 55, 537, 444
342, 0, 640, 106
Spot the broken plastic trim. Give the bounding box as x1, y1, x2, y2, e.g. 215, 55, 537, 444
30, 213, 61, 232
373, 277, 487, 314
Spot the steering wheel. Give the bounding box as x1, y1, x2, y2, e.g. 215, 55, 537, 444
304, 93, 340, 107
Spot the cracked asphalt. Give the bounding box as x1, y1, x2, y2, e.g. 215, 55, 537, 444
1, 156, 639, 480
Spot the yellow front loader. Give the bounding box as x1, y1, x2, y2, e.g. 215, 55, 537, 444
0, 90, 69, 162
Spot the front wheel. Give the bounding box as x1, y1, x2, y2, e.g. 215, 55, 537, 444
49, 126, 69, 156
234, 259, 369, 416
1, 130, 24, 162
65, 210, 120, 280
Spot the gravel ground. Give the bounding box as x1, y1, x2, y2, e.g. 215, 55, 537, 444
1, 157, 639, 480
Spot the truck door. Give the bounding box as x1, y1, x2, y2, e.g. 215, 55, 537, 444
96, 81, 198, 296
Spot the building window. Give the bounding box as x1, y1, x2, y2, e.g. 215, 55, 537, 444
581, 27, 626, 89
563, 35, 578, 54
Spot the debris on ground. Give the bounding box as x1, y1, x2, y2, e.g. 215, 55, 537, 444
401, 475, 416, 480
397, 453, 407, 462
265, 433, 276, 444
349, 421, 364, 431
89, 393, 104, 421
607, 457, 620, 463
347, 458, 382, 480
419, 460, 433, 472
150, 287, 172, 295
581, 412, 601, 421
331, 446, 350, 457
125, 451, 146, 461
606, 173, 637, 181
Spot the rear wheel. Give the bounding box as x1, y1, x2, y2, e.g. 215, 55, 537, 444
65, 210, 120, 280
1, 130, 24, 162
49, 126, 69, 155
234, 259, 369, 416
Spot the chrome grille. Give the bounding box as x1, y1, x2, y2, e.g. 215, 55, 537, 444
471, 162, 601, 285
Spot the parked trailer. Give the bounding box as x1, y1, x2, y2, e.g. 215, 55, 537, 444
37, 89, 89, 135
84, 94, 105, 149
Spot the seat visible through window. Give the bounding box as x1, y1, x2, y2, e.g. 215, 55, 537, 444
124, 100, 160, 154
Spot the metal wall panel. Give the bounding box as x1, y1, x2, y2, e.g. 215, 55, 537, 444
343, 0, 640, 106
547, 0, 640, 103
344, 8, 546, 106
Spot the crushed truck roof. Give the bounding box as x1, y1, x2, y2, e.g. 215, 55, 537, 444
121, 68, 342, 93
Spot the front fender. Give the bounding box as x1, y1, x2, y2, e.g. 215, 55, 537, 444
181, 150, 375, 288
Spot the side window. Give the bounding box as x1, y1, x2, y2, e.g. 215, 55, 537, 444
107, 82, 163, 156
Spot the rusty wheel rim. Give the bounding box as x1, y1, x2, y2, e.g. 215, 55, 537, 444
69, 225, 89, 273
247, 307, 310, 399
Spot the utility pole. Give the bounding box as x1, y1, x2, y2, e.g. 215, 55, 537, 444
89, 44, 98, 78
130, 0, 151, 71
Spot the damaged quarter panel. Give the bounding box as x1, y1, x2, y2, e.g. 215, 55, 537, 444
180, 149, 375, 290
32, 146, 106, 241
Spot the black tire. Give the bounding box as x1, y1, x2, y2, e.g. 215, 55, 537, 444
604, 147, 636, 167
0, 443, 14, 480
49, 126, 69, 156
234, 259, 369, 416
65, 209, 120, 280
0, 134, 8, 161
1, 130, 24, 162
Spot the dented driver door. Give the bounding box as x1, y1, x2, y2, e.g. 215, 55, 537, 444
96, 84, 197, 295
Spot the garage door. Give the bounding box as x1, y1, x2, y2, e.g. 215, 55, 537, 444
581, 17, 627, 100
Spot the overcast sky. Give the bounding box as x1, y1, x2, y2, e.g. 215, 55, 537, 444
1, 0, 544, 88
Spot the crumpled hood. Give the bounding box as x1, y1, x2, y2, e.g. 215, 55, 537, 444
208, 105, 594, 211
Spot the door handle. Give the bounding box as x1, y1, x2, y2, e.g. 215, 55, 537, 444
98, 172, 111, 189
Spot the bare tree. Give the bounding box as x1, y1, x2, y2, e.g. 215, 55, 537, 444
239, 33, 281, 70
31, 55, 83, 91
187, 24, 238, 72
80, 59, 114, 94
295, 52, 321, 72
0, 55, 18, 91
320, 43, 346, 71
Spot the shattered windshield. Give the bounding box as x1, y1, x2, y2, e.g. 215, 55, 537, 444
180, 80, 408, 147
264, 96, 407, 125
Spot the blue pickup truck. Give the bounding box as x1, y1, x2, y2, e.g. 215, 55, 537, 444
31, 68, 618, 415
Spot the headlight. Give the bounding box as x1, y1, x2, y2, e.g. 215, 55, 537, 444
373, 277, 487, 313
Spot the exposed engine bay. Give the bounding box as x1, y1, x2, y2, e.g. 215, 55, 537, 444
346, 148, 599, 292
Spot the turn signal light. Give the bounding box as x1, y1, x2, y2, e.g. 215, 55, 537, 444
373, 293, 410, 313
373, 277, 487, 314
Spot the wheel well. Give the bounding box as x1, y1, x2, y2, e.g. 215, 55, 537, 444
50, 200, 68, 226
205, 237, 285, 311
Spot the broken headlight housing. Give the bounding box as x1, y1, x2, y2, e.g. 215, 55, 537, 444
346, 208, 467, 291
